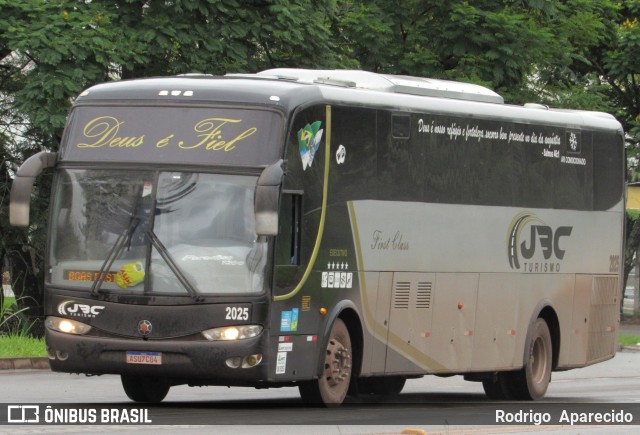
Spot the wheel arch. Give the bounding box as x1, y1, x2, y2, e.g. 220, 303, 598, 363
314, 301, 363, 379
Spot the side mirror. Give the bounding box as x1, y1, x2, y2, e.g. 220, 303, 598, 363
10, 151, 58, 227
255, 159, 284, 236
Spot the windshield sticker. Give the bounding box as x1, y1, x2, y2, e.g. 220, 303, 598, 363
275, 351, 287, 374
298, 121, 323, 171
142, 183, 153, 197
115, 261, 145, 288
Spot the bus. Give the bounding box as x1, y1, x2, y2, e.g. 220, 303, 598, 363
10, 69, 624, 406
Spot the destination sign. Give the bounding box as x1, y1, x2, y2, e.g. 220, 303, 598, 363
63, 270, 117, 283
61, 106, 283, 167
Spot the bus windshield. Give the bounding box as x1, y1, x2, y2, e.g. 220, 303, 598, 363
49, 169, 267, 296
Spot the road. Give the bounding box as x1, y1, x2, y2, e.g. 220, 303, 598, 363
2, 351, 640, 434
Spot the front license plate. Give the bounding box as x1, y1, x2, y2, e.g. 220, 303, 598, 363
126, 351, 162, 365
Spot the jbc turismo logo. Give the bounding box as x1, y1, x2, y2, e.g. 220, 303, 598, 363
507, 212, 572, 273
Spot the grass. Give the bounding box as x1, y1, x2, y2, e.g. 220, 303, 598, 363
2, 296, 15, 311
0, 335, 47, 358
618, 334, 640, 347
1, 295, 47, 358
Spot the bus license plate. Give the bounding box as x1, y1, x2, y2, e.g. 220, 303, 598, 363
126, 351, 162, 365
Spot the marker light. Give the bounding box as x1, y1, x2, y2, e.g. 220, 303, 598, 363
45, 316, 92, 335
201, 325, 263, 341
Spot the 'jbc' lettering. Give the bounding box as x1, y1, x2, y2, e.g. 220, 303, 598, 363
520, 225, 572, 260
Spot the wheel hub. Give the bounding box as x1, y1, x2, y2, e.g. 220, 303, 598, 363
324, 338, 351, 387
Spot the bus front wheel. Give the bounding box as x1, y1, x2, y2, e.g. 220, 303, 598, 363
299, 318, 352, 407
121, 375, 170, 403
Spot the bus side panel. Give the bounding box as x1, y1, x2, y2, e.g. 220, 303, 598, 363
562, 274, 619, 369
513, 273, 576, 369
411, 273, 478, 373
472, 273, 519, 370
586, 275, 619, 364
359, 271, 389, 376
568, 274, 593, 366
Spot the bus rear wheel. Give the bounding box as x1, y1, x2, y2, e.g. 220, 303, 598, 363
121, 375, 170, 403
299, 318, 352, 407
482, 372, 514, 400
510, 318, 553, 400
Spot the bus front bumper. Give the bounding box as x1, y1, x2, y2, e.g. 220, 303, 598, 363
45, 329, 272, 386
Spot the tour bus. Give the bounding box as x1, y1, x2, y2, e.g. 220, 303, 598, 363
10, 69, 624, 406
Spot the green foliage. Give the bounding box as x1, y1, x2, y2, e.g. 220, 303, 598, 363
618, 334, 640, 347
0, 0, 341, 318
0, 335, 46, 358
0, 296, 40, 337
625, 210, 640, 294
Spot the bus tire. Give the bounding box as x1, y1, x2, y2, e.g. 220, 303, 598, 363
121, 375, 170, 403
299, 318, 352, 407
358, 376, 406, 397
482, 372, 514, 400
511, 318, 553, 400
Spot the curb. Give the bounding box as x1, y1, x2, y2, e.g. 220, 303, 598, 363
0, 357, 50, 370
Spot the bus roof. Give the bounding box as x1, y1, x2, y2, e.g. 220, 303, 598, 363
74, 69, 621, 133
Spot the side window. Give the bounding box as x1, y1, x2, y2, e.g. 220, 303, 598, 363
392, 115, 411, 139
378, 112, 424, 201
275, 192, 302, 266
593, 131, 623, 210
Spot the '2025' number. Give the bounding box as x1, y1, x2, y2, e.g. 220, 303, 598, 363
225, 306, 249, 321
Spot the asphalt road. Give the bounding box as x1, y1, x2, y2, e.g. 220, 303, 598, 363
2, 349, 640, 434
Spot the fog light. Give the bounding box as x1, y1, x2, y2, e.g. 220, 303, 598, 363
45, 316, 92, 335
225, 357, 242, 369
56, 350, 68, 361
242, 354, 263, 368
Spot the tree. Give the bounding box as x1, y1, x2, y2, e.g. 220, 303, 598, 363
0, 0, 341, 326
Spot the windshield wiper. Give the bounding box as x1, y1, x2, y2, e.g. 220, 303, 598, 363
90, 216, 140, 296
145, 230, 202, 301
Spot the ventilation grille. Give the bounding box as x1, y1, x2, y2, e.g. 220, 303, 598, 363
393, 281, 433, 310
394, 282, 411, 309
587, 276, 619, 362
416, 282, 432, 309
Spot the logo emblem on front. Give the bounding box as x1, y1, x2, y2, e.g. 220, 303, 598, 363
138, 320, 152, 336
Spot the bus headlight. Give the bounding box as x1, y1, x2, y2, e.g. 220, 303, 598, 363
45, 316, 92, 335
202, 325, 263, 341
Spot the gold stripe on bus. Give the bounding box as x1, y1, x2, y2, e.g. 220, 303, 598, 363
274, 105, 332, 302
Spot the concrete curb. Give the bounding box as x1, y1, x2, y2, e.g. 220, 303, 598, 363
0, 357, 50, 370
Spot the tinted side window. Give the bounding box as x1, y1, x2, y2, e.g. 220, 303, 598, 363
593, 131, 624, 210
